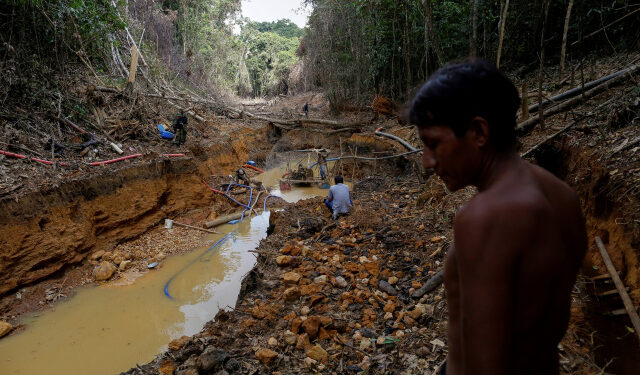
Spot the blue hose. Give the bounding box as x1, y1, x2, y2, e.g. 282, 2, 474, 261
263, 195, 278, 211
224, 183, 253, 221
163, 232, 234, 300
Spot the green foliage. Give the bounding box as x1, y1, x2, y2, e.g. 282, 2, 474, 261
255, 19, 305, 38
240, 19, 301, 97
5, 0, 126, 58
0, 0, 126, 106
300, 0, 640, 104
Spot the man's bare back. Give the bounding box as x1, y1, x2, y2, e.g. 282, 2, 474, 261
410, 60, 587, 374
445, 157, 586, 374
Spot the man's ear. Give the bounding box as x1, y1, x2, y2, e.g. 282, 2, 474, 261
468, 117, 490, 147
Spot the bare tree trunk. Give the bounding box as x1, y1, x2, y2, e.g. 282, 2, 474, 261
423, 0, 444, 67
521, 82, 529, 121
470, 0, 479, 57
404, 0, 412, 96
559, 0, 574, 81
537, 0, 551, 130
424, 5, 429, 78
496, 0, 510, 68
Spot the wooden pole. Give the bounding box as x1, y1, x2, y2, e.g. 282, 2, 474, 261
521, 82, 529, 121
351, 146, 357, 187
537, 0, 551, 130
128, 44, 140, 83
559, 0, 574, 81
595, 236, 640, 344
496, 0, 510, 68
172, 221, 218, 234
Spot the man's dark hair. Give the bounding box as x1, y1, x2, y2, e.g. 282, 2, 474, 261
410, 59, 520, 151
334, 175, 344, 184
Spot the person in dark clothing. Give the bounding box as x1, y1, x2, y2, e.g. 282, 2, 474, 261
173, 110, 188, 145
303, 102, 309, 118
236, 167, 251, 186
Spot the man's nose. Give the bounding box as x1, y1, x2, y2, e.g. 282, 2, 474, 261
422, 149, 436, 169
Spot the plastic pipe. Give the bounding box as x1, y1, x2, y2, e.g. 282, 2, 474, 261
309, 150, 422, 168
374, 130, 418, 152
203, 180, 255, 220
30, 158, 69, 167
247, 191, 262, 218
225, 183, 253, 220
88, 153, 142, 166
0, 150, 27, 159
163, 232, 234, 300
202, 180, 226, 195
263, 195, 278, 212
243, 164, 265, 173
2, 150, 183, 169
1, 150, 69, 166
224, 183, 253, 210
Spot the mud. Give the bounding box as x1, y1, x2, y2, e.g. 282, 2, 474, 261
0, 127, 268, 296
2, 55, 640, 374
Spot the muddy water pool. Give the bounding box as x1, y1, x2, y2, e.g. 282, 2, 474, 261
0, 162, 333, 375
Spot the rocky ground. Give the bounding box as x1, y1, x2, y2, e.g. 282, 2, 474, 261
1, 52, 640, 372
124, 172, 604, 375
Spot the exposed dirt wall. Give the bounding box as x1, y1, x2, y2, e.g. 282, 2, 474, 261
0, 129, 264, 296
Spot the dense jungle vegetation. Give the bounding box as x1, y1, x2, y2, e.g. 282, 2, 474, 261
1, 0, 639, 106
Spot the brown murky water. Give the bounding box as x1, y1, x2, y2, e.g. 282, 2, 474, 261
0, 162, 336, 375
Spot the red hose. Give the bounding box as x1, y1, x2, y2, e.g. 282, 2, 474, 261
202, 180, 225, 195
88, 153, 142, 166
31, 158, 69, 167
0, 150, 27, 159
243, 164, 265, 173
1, 150, 68, 166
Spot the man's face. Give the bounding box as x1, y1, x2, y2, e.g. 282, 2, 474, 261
418, 124, 481, 191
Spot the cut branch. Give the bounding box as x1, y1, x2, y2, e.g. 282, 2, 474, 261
595, 237, 640, 345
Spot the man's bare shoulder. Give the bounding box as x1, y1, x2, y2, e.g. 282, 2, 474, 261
457, 188, 550, 228
454, 180, 551, 262
528, 163, 581, 205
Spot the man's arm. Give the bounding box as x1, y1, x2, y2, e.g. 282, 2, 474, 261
453, 201, 536, 374
327, 188, 334, 202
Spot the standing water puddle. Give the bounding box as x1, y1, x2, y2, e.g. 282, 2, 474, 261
0, 163, 335, 375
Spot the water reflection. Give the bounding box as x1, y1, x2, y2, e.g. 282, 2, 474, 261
0, 213, 268, 375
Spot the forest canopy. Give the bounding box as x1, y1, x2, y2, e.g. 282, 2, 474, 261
1, 0, 638, 103
297, 0, 640, 104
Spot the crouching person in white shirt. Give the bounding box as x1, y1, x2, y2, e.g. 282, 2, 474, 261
324, 175, 352, 220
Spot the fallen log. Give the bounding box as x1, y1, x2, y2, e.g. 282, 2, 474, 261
205, 211, 245, 228
595, 236, 640, 344
528, 64, 640, 113
91, 86, 207, 122
516, 64, 640, 136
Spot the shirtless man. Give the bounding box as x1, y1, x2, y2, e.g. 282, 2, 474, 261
410, 60, 587, 375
